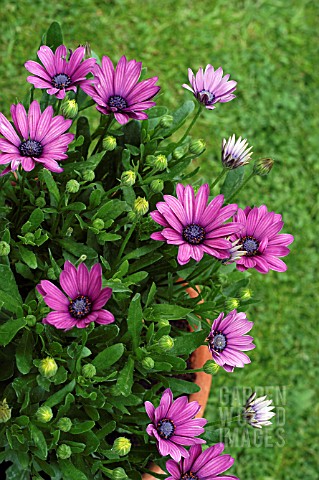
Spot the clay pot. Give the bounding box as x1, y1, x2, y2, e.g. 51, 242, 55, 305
142, 284, 212, 480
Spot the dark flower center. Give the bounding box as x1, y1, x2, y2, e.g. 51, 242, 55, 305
52, 73, 72, 89
209, 331, 227, 353
68, 295, 92, 319
19, 140, 43, 158
108, 95, 128, 110
197, 89, 215, 105
183, 224, 206, 245
157, 418, 175, 439
181, 473, 199, 480
242, 236, 259, 256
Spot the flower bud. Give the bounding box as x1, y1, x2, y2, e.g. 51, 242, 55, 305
24, 232, 35, 243
66, 227, 73, 237
150, 179, 164, 193
26, 314, 37, 327
35, 197, 46, 208
172, 145, 188, 160
83, 170, 95, 182
111, 467, 128, 480
0, 399, 11, 423
225, 298, 240, 311
157, 318, 170, 328
0, 241, 10, 256
189, 139, 206, 156
203, 360, 220, 375
56, 443, 72, 459
134, 197, 149, 216
61, 98, 78, 119
154, 154, 168, 171
57, 417, 73, 432
47, 267, 57, 280
103, 135, 117, 151
253, 158, 274, 176
158, 335, 174, 351
92, 218, 104, 230
38, 357, 58, 378
81, 363, 96, 379
159, 115, 174, 128
121, 170, 136, 186
112, 437, 132, 456
142, 357, 155, 370
127, 211, 137, 222
240, 287, 253, 301
66, 179, 80, 194
36, 405, 53, 423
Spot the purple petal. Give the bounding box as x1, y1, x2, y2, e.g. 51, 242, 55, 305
95, 309, 115, 325
93, 287, 112, 310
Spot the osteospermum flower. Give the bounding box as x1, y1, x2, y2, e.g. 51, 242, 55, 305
207, 310, 255, 373
0, 101, 74, 175
25, 45, 96, 99
145, 388, 207, 462
243, 392, 276, 429
150, 184, 242, 265
81, 55, 160, 124
37, 261, 114, 330
222, 239, 246, 265
222, 134, 253, 169
166, 443, 239, 480
182, 65, 237, 110
230, 206, 294, 273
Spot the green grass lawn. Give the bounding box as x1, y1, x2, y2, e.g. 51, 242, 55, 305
1, 1, 318, 478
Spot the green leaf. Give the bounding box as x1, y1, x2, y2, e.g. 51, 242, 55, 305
92, 343, 125, 373
59, 239, 98, 259
18, 245, 37, 269
76, 116, 91, 159
165, 377, 200, 395
15, 262, 34, 280
95, 199, 129, 222
220, 168, 245, 200
0, 318, 26, 346
147, 106, 169, 118
0, 265, 22, 314
30, 423, 48, 460
97, 232, 122, 242
170, 330, 207, 356
160, 100, 195, 136
58, 459, 88, 480
15, 329, 34, 374
143, 304, 192, 321
145, 282, 157, 307
44, 379, 76, 407
45, 21, 63, 51
115, 356, 134, 396
70, 420, 95, 434
39, 169, 60, 206
29, 208, 44, 229
61, 202, 86, 212
127, 293, 143, 351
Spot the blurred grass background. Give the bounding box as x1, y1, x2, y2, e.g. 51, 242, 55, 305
0, 0, 317, 478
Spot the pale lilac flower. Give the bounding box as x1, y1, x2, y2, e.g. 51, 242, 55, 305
231, 206, 294, 273
25, 45, 96, 99
166, 443, 239, 480
150, 184, 243, 265
81, 55, 160, 124
145, 388, 207, 462
182, 65, 237, 110
0, 101, 73, 176
244, 392, 276, 429
37, 261, 114, 330
222, 134, 253, 169
222, 239, 246, 265
207, 310, 255, 373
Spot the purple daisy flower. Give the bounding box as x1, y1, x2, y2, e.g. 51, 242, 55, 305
166, 443, 239, 480
222, 134, 253, 169
230, 206, 294, 273
145, 388, 207, 462
81, 55, 160, 124
0, 100, 74, 175
150, 183, 243, 265
182, 65, 237, 110
37, 261, 114, 330
243, 392, 276, 429
25, 45, 96, 99
207, 310, 255, 373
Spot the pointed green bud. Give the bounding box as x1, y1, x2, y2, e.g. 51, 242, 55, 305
253, 158, 274, 176
57, 417, 73, 432
158, 335, 174, 351
36, 405, 53, 423
150, 179, 164, 193
38, 357, 58, 378
159, 115, 174, 128
203, 360, 220, 375
189, 139, 206, 156
154, 154, 168, 171
0, 241, 10, 256
35, 197, 46, 208
127, 211, 137, 222
82, 363, 96, 379
61, 98, 78, 119
112, 437, 132, 456
26, 314, 37, 327
157, 318, 170, 328
142, 357, 155, 370
103, 135, 117, 151
66, 227, 73, 237
92, 218, 104, 230
173, 145, 188, 160
134, 197, 149, 216
111, 467, 128, 480
121, 170, 136, 186
83, 170, 95, 182
0, 399, 11, 423
56, 443, 72, 459
240, 287, 253, 300
225, 298, 240, 311
66, 179, 80, 193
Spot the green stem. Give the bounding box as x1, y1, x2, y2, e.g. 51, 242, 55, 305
210, 168, 227, 190
116, 222, 137, 263
179, 103, 202, 144
227, 171, 256, 202
16, 171, 26, 221
55, 99, 62, 115
92, 115, 113, 155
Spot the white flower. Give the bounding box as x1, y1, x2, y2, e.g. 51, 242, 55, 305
243, 392, 276, 429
